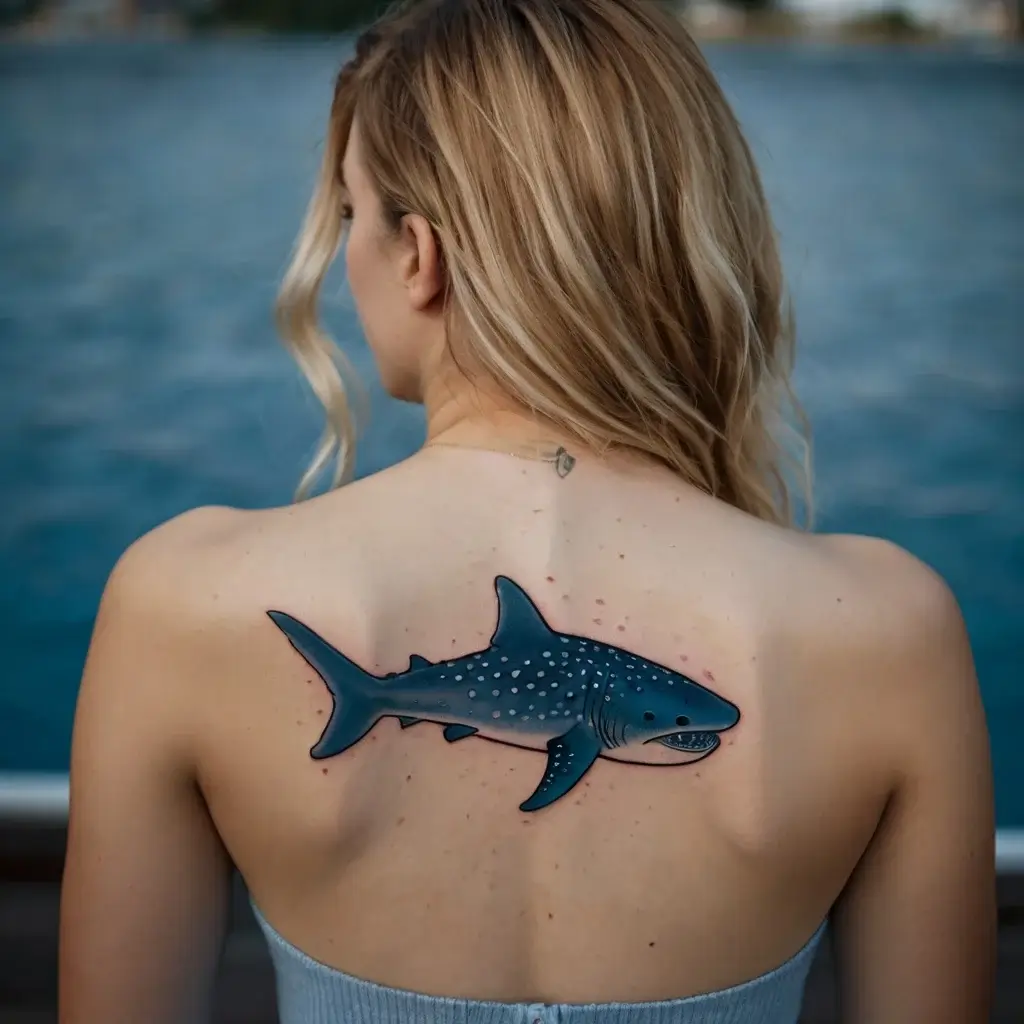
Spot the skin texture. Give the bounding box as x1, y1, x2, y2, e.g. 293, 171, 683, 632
60, 122, 996, 1023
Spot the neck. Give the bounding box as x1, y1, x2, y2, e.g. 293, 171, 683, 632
421, 365, 576, 452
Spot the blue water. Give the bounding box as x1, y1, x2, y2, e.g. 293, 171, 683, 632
0, 41, 1021, 823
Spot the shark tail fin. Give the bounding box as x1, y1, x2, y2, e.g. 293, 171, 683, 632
267, 610, 381, 759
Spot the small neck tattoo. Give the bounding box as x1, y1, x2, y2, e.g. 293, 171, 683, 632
547, 446, 577, 478
427, 440, 577, 478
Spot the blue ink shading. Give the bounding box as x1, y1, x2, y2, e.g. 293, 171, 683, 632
268, 576, 740, 811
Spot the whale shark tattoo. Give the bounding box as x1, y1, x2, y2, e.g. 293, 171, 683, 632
268, 576, 740, 812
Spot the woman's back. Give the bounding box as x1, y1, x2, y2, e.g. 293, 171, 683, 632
130, 446, 954, 1008
58, 0, 995, 1018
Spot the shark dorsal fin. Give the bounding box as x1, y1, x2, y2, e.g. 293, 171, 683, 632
408, 654, 432, 670
490, 576, 553, 648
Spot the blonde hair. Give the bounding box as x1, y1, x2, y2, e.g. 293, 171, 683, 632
277, 0, 811, 524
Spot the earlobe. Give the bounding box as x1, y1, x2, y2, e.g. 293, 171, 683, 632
402, 213, 444, 311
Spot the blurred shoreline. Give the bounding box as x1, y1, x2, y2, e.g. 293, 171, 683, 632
3, 2, 1021, 46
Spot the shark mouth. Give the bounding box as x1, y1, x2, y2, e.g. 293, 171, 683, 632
654, 731, 720, 753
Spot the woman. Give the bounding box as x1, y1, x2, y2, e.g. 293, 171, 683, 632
59, 0, 995, 1021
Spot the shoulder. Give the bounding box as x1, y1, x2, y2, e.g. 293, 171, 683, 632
91, 503, 303, 692
742, 523, 965, 659
812, 533, 967, 651
801, 533, 980, 763
102, 505, 260, 619
93, 493, 375, 674
755, 530, 977, 733
80, 504, 312, 762
113, 504, 254, 569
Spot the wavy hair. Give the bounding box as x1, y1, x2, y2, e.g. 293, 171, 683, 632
277, 0, 811, 524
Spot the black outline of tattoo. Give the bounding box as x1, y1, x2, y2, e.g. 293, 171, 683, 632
269, 576, 739, 811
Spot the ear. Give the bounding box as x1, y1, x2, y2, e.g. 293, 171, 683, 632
397, 213, 444, 311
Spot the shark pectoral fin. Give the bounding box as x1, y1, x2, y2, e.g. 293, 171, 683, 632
443, 724, 478, 742
519, 724, 602, 812
408, 654, 432, 670
397, 716, 422, 729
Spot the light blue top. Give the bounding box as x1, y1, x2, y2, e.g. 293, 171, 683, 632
251, 902, 827, 1024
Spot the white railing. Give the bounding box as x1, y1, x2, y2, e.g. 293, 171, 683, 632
3, 773, 1024, 873
0, 774, 69, 823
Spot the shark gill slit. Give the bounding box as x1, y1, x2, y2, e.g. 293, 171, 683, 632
593, 690, 609, 748
580, 679, 598, 741
599, 673, 619, 749
611, 701, 627, 748
588, 679, 608, 749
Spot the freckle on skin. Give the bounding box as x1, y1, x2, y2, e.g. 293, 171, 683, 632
317, 709, 323, 715
322, 768, 328, 775
546, 575, 555, 582
618, 553, 625, 559
548, 912, 554, 920
396, 817, 405, 826
562, 594, 570, 601
617, 625, 625, 632
649, 942, 656, 948
596, 598, 605, 605
704, 669, 716, 682
593, 618, 602, 625
680, 654, 688, 662
406, 774, 412, 782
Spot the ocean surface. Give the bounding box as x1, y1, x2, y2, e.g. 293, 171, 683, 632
0, 39, 1021, 823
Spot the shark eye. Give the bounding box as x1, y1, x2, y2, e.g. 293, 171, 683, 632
676, 715, 690, 727
643, 711, 655, 722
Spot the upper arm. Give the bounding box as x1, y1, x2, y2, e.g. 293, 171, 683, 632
60, 510, 237, 1024
829, 540, 996, 1024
